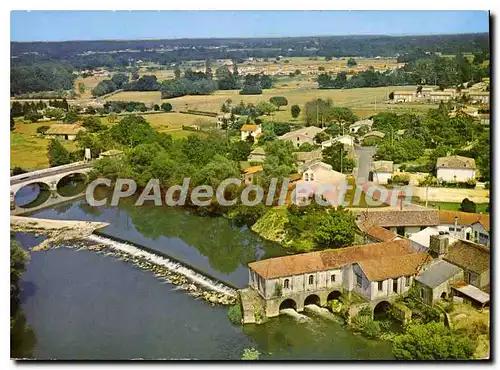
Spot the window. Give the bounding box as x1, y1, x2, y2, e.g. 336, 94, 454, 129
355, 273, 362, 288
393, 279, 398, 293
378, 281, 383, 291
420, 288, 424, 299
310, 173, 315, 181
304, 173, 309, 181
331, 274, 336, 283
405, 276, 410, 287
309, 275, 314, 285
396, 226, 405, 236
283, 279, 289, 289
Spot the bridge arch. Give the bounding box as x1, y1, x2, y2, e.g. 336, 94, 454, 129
56, 172, 89, 197
327, 290, 342, 302
373, 300, 391, 320
13, 182, 52, 209
304, 294, 321, 306
279, 298, 297, 311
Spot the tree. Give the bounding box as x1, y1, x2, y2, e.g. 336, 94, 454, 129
36, 125, 50, 135
24, 111, 43, 123
392, 322, 474, 360
78, 82, 86, 95
314, 131, 330, 144
291, 104, 301, 119
256, 101, 277, 116
111, 72, 129, 88
322, 142, 355, 173
389, 92, 394, 100
174, 67, 181, 79
229, 140, 252, 162
45, 107, 65, 121
48, 139, 71, 167
314, 208, 357, 249
108, 112, 118, 123
298, 142, 316, 152
81, 116, 104, 133
269, 96, 288, 110
153, 104, 160, 111
63, 111, 80, 124
10, 116, 15, 131
161, 102, 173, 112
459, 198, 477, 213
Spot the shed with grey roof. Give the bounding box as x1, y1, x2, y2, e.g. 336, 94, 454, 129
415, 260, 464, 305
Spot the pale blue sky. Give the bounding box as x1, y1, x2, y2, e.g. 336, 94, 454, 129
11, 10, 489, 42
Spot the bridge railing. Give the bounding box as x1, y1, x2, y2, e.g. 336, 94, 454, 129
10, 161, 91, 182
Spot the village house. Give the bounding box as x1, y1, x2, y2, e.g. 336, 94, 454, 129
279, 126, 325, 148
438, 210, 490, 246
216, 113, 232, 129
44, 124, 85, 141
415, 234, 490, 307
468, 91, 490, 104
296, 149, 322, 165
242, 165, 263, 186
240, 124, 262, 141
429, 91, 454, 102
349, 119, 373, 134
418, 86, 436, 98
356, 222, 399, 244
362, 130, 385, 142
321, 135, 355, 150
356, 208, 440, 238
294, 160, 346, 205
247, 147, 266, 163
247, 239, 430, 317
436, 155, 476, 182
369, 160, 394, 184
393, 91, 416, 103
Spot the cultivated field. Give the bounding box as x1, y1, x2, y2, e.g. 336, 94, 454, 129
10, 120, 77, 170
74, 75, 109, 99
105, 91, 163, 105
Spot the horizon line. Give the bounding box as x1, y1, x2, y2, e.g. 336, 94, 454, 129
11, 31, 489, 44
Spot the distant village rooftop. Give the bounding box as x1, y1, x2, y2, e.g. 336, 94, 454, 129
357, 209, 440, 228
437, 155, 476, 169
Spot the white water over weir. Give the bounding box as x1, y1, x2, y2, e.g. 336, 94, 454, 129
304, 304, 341, 322
87, 234, 237, 297
279, 308, 310, 322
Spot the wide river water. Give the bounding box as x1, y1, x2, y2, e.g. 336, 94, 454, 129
13, 186, 393, 360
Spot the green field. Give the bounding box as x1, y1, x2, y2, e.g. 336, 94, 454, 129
426, 201, 490, 213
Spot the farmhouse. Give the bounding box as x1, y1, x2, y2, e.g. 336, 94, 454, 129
240, 124, 262, 141
468, 91, 490, 104
242, 165, 263, 186
279, 126, 324, 148
429, 91, 454, 102
393, 91, 416, 103
369, 160, 394, 184
436, 155, 476, 182
349, 119, 373, 134
247, 239, 430, 317
44, 124, 85, 140
247, 147, 266, 163
296, 149, 322, 165
419, 86, 436, 98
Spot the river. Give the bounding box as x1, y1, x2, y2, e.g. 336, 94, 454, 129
13, 185, 393, 360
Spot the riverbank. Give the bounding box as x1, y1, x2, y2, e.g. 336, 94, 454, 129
10, 216, 109, 251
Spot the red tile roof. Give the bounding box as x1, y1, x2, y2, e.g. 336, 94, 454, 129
358, 253, 431, 281
248, 239, 413, 279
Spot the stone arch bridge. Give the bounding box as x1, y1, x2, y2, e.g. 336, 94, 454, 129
10, 161, 93, 215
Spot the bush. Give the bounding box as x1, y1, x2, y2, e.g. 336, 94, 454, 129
36, 125, 50, 135
418, 175, 438, 187
351, 313, 381, 338
388, 173, 410, 185
240, 85, 262, 95
227, 304, 243, 325
484, 181, 490, 189
241, 347, 260, 360
11, 167, 27, 175
459, 198, 477, 213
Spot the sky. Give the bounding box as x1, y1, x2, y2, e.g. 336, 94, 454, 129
10, 10, 489, 42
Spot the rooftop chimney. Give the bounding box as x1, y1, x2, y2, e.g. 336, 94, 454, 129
429, 234, 449, 258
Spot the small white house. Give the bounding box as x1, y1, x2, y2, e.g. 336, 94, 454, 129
295, 160, 346, 205
436, 155, 476, 182
240, 124, 262, 141
393, 91, 416, 103
370, 160, 394, 184
321, 135, 355, 150
471, 219, 490, 246
349, 119, 373, 134
279, 126, 324, 148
